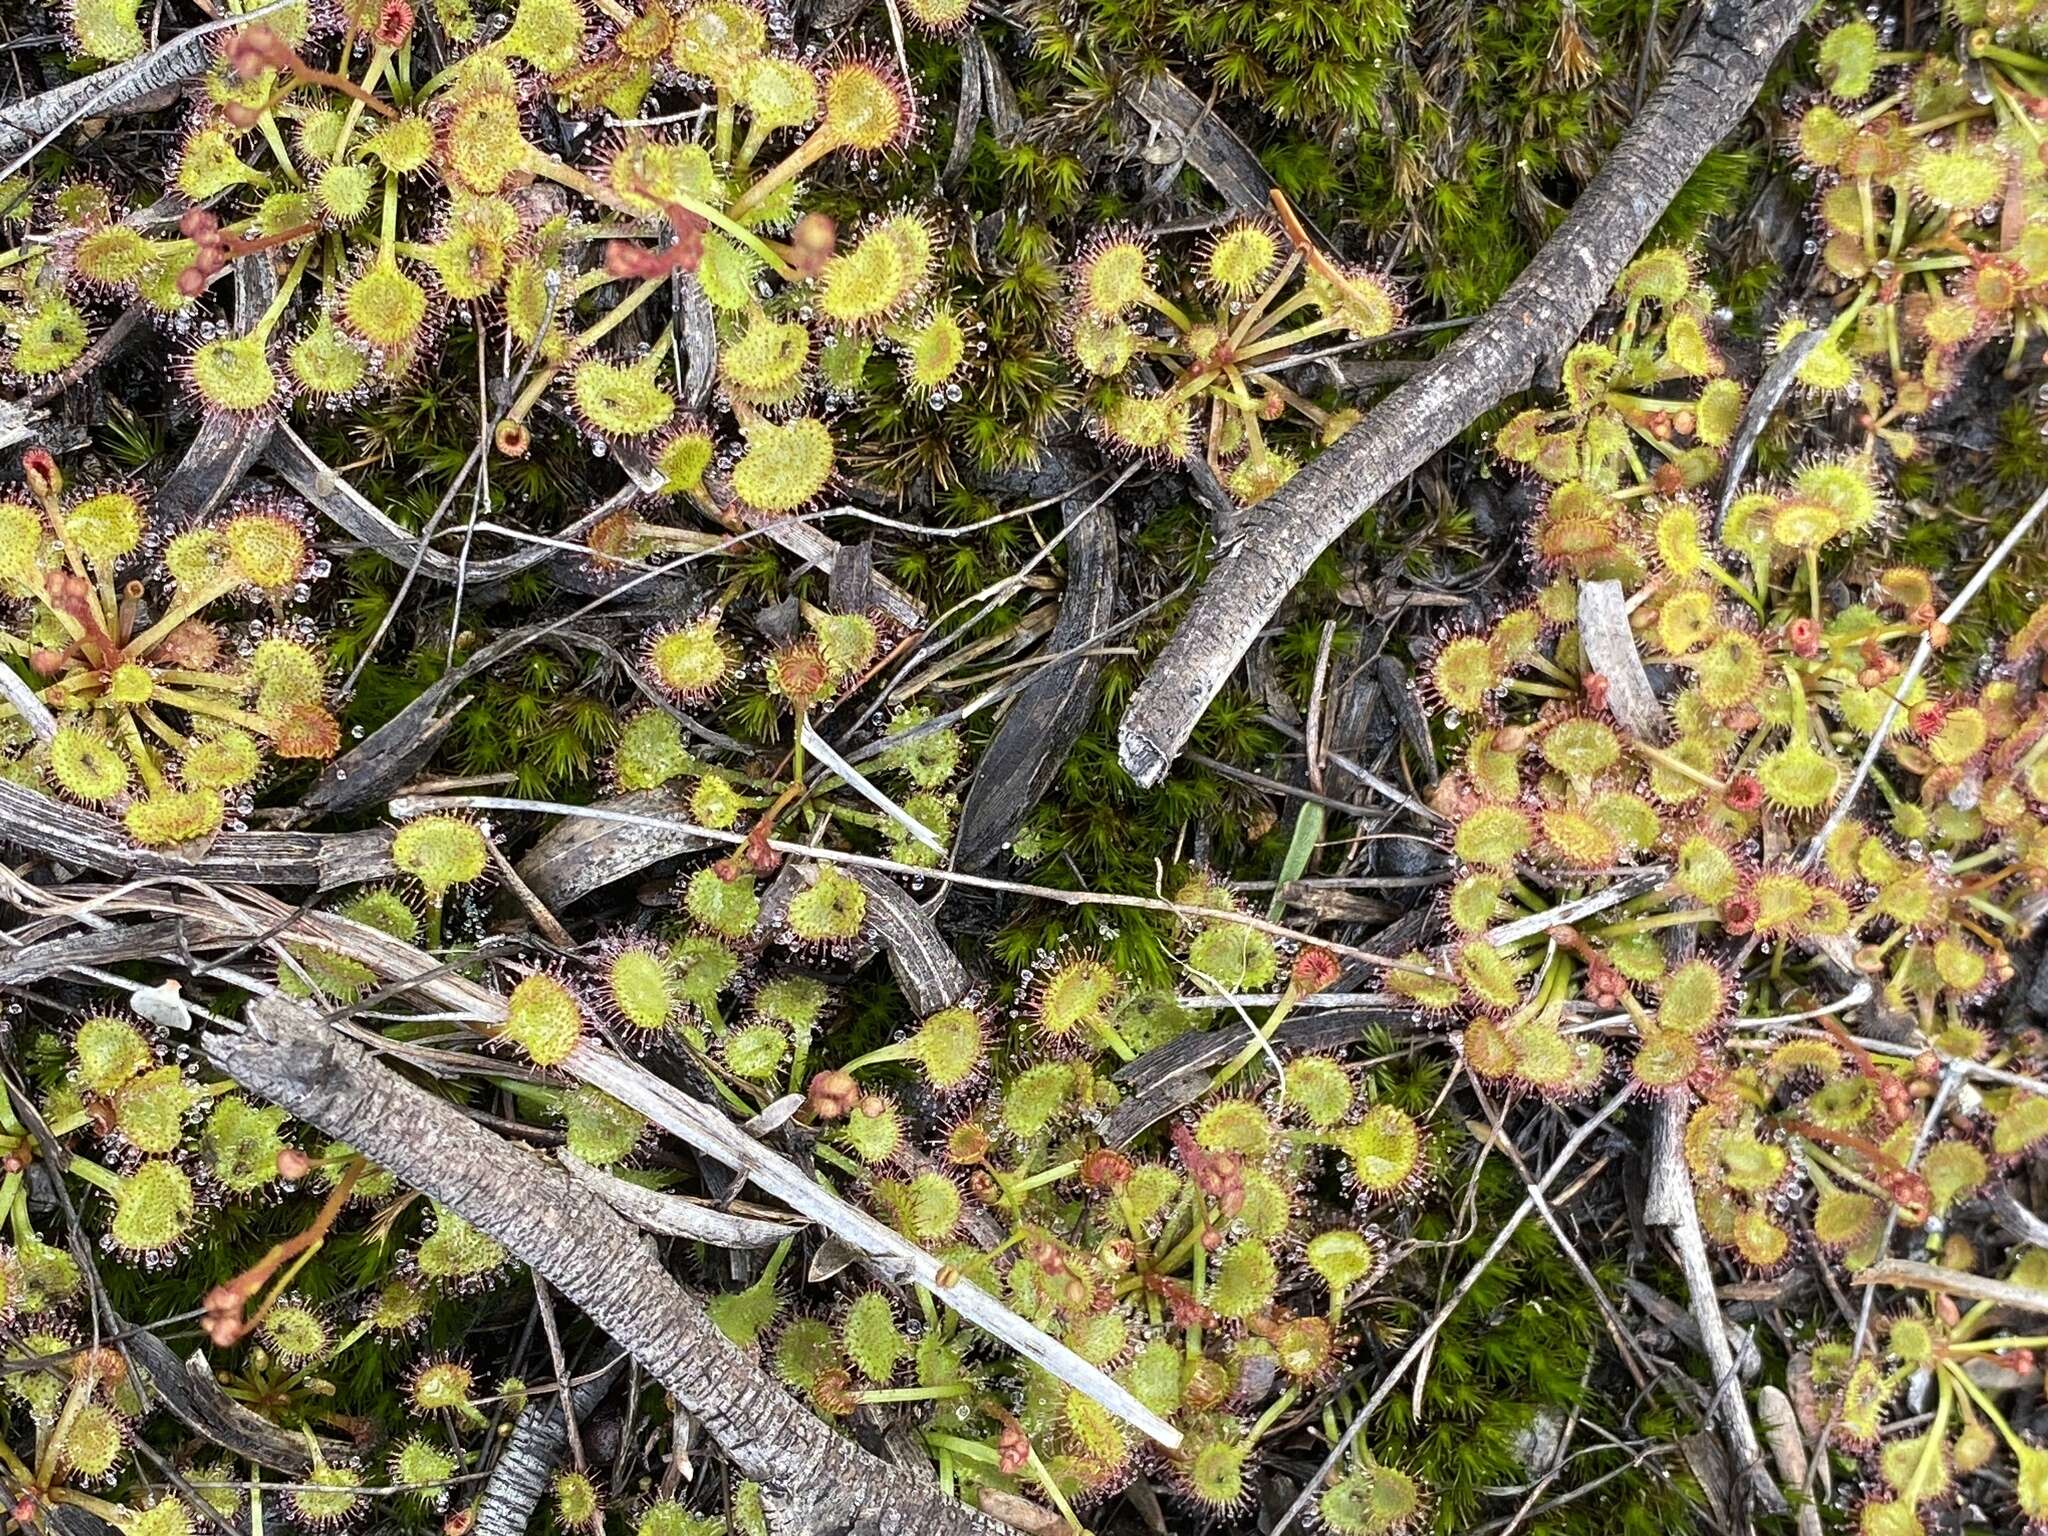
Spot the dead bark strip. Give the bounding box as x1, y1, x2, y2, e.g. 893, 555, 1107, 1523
1124, 71, 1280, 223
954, 492, 1118, 869
474, 1363, 623, 1536
206, 996, 1000, 1536
1852, 1257, 2048, 1314
1584, 567, 1782, 1514
1114, 0, 1815, 786
1647, 1094, 1786, 1520
120, 1328, 351, 1475
0, 779, 392, 888
845, 867, 972, 1015
1575, 580, 1665, 738
280, 619, 566, 827
266, 426, 634, 588
0, 8, 278, 166
0, 918, 199, 985
559, 1150, 803, 1246
1098, 1005, 1418, 1148
514, 786, 711, 909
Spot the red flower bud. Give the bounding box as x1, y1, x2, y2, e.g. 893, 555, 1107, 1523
1582, 671, 1611, 715
226, 25, 295, 80
605, 240, 670, 280
1784, 617, 1821, 658
21, 448, 59, 502
997, 1421, 1030, 1476
805, 1069, 859, 1120
787, 212, 837, 278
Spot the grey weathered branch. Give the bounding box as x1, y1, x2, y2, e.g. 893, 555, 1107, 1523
0, 662, 57, 743
1585, 571, 1781, 1511
0, 779, 392, 888
0, 6, 288, 169
207, 996, 999, 1536
1646, 1087, 1784, 1516
1853, 1257, 2048, 1314
1115, 0, 1815, 786
129, 885, 1169, 1451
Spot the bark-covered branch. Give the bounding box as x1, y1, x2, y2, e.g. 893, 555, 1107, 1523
1114, 0, 1815, 786
206, 996, 997, 1536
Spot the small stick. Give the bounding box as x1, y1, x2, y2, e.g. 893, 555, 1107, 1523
483, 836, 574, 949
531, 1277, 586, 1471
1851, 1257, 2048, 1315
387, 791, 1429, 974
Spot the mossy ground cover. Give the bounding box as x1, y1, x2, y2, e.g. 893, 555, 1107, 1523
0, 2, 2043, 1534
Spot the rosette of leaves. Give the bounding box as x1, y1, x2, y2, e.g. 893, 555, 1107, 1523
1063, 215, 1401, 504
1787, 16, 2048, 450
1800, 1251, 2048, 1534
727, 923, 1428, 1518
608, 608, 971, 877
14, 0, 985, 520
0, 450, 341, 846
1491, 247, 1746, 584
1403, 455, 2048, 1268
